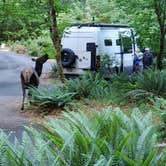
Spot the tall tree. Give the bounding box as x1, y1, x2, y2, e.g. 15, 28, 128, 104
153, 0, 166, 69
114, 0, 166, 69
0, 0, 47, 41
85, 0, 91, 20
49, 0, 65, 82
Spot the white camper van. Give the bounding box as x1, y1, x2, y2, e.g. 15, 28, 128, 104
61, 23, 137, 75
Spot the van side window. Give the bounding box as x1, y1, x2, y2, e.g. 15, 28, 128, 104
104, 39, 112, 46
122, 37, 132, 53
116, 39, 121, 46
116, 37, 132, 53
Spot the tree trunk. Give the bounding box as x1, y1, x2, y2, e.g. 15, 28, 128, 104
157, 28, 165, 70
85, 0, 91, 21
153, 0, 166, 70
49, 0, 65, 82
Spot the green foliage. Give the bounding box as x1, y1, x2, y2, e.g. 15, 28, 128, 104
109, 73, 138, 104
1, 0, 165, 60
51, 64, 59, 78
10, 34, 55, 57
63, 72, 111, 99
58, 1, 87, 26
150, 97, 166, 140
10, 41, 27, 54
23, 33, 55, 57
0, 0, 48, 41
114, 0, 160, 53
109, 69, 166, 104
125, 69, 166, 105
0, 108, 165, 165
126, 89, 154, 103
30, 87, 74, 108
63, 76, 92, 99
111, 73, 138, 92
29, 72, 111, 109
128, 69, 166, 100
99, 54, 115, 77
100, 54, 113, 68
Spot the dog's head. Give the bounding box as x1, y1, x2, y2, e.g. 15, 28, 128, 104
32, 54, 49, 64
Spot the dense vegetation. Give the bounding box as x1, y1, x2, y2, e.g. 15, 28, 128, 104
0, 108, 166, 165
14, 69, 165, 165
0, 0, 165, 67
0, 0, 166, 165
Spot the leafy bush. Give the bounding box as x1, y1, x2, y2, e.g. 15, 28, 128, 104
127, 69, 166, 100
63, 72, 111, 99
138, 69, 166, 97
28, 72, 111, 110
108, 73, 138, 104
151, 97, 166, 140
30, 87, 74, 108
10, 40, 27, 54
51, 64, 59, 78
0, 108, 165, 165
111, 73, 138, 92
9, 34, 55, 58
23, 35, 55, 58
99, 54, 114, 77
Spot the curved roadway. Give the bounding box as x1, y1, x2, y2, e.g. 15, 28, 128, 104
0, 50, 54, 141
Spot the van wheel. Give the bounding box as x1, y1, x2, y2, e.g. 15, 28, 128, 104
61, 48, 76, 67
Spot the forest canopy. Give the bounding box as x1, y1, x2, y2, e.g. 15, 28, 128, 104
0, 0, 165, 64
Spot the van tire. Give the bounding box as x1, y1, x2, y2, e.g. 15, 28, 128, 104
61, 48, 76, 67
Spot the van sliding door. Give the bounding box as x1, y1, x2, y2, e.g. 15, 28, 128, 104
86, 43, 96, 70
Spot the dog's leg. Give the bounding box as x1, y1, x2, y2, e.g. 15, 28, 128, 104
21, 74, 26, 110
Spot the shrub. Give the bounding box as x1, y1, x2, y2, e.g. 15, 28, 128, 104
108, 73, 138, 104
111, 73, 138, 92
63, 72, 111, 99
138, 69, 166, 97
10, 40, 27, 54
31, 108, 166, 165
30, 87, 75, 108
127, 69, 166, 100
151, 97, 166, 140
23, 36, 55, 58
28, 72, 111, 110
0, 108, 165, 165
99, 54, 114, 77
51, 64, 59, 78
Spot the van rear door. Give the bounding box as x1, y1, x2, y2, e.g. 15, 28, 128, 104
75, 34, 97, 70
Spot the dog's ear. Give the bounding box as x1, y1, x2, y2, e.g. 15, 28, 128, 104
31, 58, 36, 62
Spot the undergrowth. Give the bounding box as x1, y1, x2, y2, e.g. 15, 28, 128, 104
0, 108, 165, 165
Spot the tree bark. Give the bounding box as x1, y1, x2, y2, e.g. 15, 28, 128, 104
49, 0, 65, 82
153, 0, 166, 70
85, 0, 91, 21
157, 27, 165, 70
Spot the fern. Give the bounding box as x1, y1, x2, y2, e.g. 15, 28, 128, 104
30, 87, 74, 108
64, 72, 111, 99
0, 108, 165, 165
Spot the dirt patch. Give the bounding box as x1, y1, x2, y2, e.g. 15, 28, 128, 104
0, 96, 28, 130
